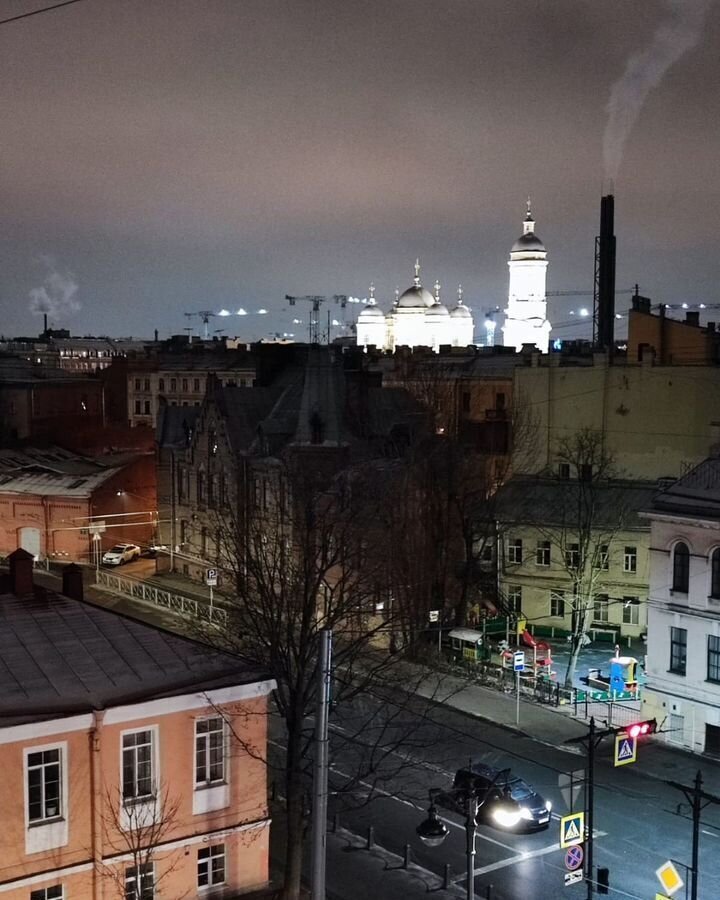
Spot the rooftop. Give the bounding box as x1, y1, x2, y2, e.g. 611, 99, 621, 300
651, 457, 720, 521
0, 446, 143, 498
0, 564, 267, 726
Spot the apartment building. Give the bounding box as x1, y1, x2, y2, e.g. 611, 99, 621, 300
0, 551, 274, 899
643, 458, 720, 754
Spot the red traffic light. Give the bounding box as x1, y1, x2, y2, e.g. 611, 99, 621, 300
626, 718, 657, 739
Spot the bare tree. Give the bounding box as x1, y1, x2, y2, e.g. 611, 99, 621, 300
99, 783, 187, 900
207, 454, 453, 900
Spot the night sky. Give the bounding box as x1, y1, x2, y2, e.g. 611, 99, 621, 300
1, 0, 718, 343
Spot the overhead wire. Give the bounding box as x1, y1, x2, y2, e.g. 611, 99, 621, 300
0, 0, 87, 27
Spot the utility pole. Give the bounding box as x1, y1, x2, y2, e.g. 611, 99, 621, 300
311, 629, 333, 900
667, 769, 720, 900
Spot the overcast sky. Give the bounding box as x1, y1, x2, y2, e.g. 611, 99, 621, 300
0, 0, 718, 343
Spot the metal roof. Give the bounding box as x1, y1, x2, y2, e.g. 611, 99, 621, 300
0, 585, 267, 725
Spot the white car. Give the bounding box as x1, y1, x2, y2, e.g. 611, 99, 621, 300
102, 543, 141, 566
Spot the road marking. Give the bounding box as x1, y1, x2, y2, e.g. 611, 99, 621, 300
702, 829, 720, 838
468, 830, 607, 877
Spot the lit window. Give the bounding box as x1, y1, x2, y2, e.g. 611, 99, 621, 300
122, 731, 154, 801
198, 844, 226, 888
27, 748, 62, 823
195, 718, 225, 786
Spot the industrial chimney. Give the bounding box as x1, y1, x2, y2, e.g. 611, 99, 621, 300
594, 194, 617, 351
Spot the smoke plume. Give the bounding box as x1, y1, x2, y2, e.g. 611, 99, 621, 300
28, 255, 80, 321
603, 0, 711, 183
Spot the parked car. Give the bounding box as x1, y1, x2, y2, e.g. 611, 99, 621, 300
102, 543, 141, 566
438, 763, 551, 832
141, 544, 168, 558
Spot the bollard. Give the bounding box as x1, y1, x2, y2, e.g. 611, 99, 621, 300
333, 812, 340, 833
367, 826, 374, 850
485, 884, 493, 899
443, 863, 451, 890
403, 843, 411, 869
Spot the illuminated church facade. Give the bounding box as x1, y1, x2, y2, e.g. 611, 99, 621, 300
355, 203, 550, 353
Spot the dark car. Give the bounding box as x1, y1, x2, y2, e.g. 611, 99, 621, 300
439, 763, 551, 832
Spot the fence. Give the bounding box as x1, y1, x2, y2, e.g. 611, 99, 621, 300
95, 568, 227, 626
572, 694, 642, 728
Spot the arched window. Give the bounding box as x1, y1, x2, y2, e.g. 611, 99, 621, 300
711, 549, 720, 599
672, 542, 690, 593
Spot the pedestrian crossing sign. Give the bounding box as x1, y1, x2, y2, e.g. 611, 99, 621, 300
560, 812, 584, 848
614, 733, 637, 766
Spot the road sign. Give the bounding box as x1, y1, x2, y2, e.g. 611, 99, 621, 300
428, 610, 439, 623
559, 769, 586, 810
655, 861, 684, 896
614, 733, 637, 766
565, 844, 584, 871
656, 895, 672, 900
513, 650, 525, 672
564, 871, 583, 886
560, 812, 584, 848
206, 568, 218, 587
88, 520, 106, 535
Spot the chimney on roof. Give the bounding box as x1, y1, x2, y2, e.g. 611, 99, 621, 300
8, 548, 34, 596
62, 563, 84, 602
708, 322, 716, 333
685, 311, 700, 327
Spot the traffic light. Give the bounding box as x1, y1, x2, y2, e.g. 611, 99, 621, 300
625, 718, 657, 739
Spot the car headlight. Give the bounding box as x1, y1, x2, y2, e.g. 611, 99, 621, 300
520, 807, 534, 821
491, 805, 522, 828
545, 801, 552, 811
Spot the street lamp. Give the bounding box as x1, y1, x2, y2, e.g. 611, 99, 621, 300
416, 769, 516, 900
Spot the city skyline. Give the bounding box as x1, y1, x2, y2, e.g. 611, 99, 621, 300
0, 0, 718, 341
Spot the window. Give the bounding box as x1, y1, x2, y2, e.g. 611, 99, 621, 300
623, 546, 637, 573
672, 542, 690, 593
182, 378, 188, 392
670, 627, 687, 675
143, 400, 150, 415
536, 541, 551, 567
125, 863, 154, 900
507, 585, 522, 613
31, 888, 63, 900
711, 549, 720, 599
170, 378, 177, 392
480, 543, 493, 562
565, 543, 580, 570
622, 597, 640, 626
201, 527, 208, 557
134, 378, 141, 391
496, 392, 506, 411
208, 427, 218, 456
550, 591, 565, 618
143, 379, 150, 391
158, 378, 165, 392
598, 544, 609, 571
27, 748, 62, 823
593, 593, 609, 623
134, 400, 141, 415
558, 462, 570, 480
580, 463, 593, 481
708, 635, 720, 683
508, 539, 522, 565
195, 718, 225, 786
194, 378, 201, 392
177, 466, 185, 501
197, 471, 205, 504
122, 731, 154, 801
198, 844, 226, 888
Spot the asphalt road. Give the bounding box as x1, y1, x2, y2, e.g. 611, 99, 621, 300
288, 689, 720, 900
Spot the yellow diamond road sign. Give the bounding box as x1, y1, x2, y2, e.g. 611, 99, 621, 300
656, 861, 684, 897
560, 812, 584, 848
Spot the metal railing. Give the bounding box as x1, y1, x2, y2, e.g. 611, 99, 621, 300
95, 568, 227, 626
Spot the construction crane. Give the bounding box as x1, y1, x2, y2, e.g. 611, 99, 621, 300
545, 288, 636, 298
285, 294, 347, 343
184, 310, 216, 340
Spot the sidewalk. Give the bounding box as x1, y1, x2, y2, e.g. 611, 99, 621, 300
417, 668, 720, 793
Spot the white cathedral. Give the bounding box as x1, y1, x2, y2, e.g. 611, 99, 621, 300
355, 203, 550, 354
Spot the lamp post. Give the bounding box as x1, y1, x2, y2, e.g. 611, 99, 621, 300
416, 769, 516, 900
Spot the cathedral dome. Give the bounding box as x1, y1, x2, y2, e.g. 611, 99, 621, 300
398, 285, 435, 308
358, 303, 384, 320
512, 231, 546, 253
425, 302, 449, 317
450, 303, 472, 318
